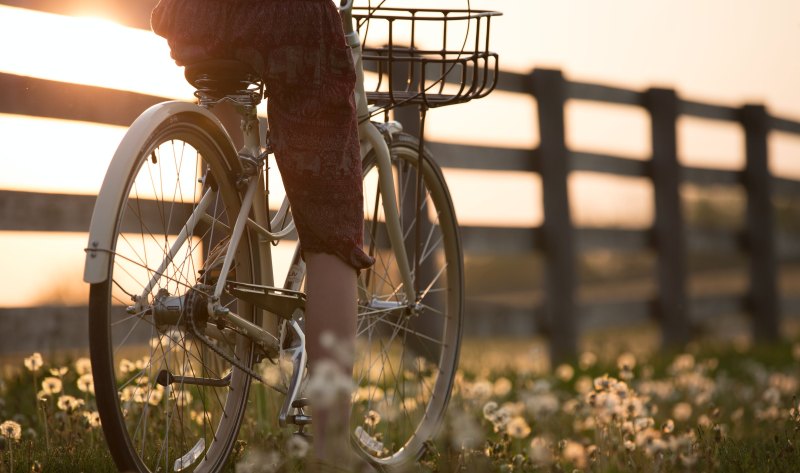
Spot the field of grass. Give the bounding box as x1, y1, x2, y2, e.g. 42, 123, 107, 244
1, 335, 799, 472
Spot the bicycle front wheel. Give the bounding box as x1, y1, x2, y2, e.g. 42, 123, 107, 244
88, 110, 259, 472
353, 132, 464, 469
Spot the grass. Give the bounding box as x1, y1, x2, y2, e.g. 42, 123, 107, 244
1, 336, 799, 472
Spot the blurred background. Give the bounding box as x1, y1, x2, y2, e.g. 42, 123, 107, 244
1, 0, 799, 363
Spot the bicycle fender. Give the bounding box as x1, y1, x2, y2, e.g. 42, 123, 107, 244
83, 101, 235, 284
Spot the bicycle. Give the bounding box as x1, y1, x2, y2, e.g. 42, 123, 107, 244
83, 1, 499, 471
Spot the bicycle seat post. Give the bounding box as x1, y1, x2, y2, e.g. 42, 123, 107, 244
184, 59, 265, 157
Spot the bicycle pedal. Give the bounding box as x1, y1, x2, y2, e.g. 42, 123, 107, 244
287, 413, 312, 426
291, 398, 310, 409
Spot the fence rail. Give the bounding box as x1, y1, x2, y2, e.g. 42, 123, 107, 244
2, 62, 800, 359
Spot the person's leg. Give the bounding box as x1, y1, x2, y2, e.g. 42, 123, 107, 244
304, 251, 357, 465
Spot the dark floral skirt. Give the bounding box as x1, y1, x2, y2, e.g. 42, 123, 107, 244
152, 0, 374, 270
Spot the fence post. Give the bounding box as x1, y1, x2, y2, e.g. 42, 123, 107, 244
530, 69, 577, 363
645, 88, 691, 347
741, 104, 780, 341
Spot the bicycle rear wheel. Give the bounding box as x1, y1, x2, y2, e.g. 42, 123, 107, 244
88, 111, 259, 472
353, 132, 464, 469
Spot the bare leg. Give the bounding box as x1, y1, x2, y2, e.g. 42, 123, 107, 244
304, 252, 357, 467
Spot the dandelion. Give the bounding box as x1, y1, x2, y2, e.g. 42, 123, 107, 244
562, 440, 587, 468
83, 411, 101, 428
0, 420, 22, 441
77, 373, 95, 394
74, 357, 92, 375
304, 359, 354, 408
579, 352, 597, 370
529, 436, 553, 466
574, 376, 593, 394
235, 449, 282, 473
617, 352, 637, 371
286, 435, 309, 458
483, 401, 499, 420
49, 366, 68, 377
57, 395, 83, 412
24, 353, 43, 372
662, 419, 675, 434
672, 402, 692, 422
119, 359, 135, 374
506, 416, 531, 439
593, 374, 612, 392
364, 410, 381, 428
41, 377, 63, 395
555, 364, 575, 382
624, 439, 636, 451
493, 377, 513, 397
669, 353, 695, 374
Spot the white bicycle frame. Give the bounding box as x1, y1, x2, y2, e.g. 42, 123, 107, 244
83, 0, 417, 353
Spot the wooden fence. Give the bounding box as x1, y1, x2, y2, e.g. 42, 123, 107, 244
3, 66, 800, 362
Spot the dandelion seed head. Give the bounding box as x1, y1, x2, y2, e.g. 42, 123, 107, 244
561, 440, 587, 468
574, 376, 593, 394
449, 411, 483, 449
672, 402, 692, 422
493, 377, 513, 397
364, 409, 381, 428
529, 436, 553, 466
506, 416, 531, 439
41, 377, 63, 395
286, 435, 309, 458
0, 420, 22, 441
74, 357, 92, 376
579, 352, 597, 370
617, 352, 637, 371
24, 353, 43, 372
57, 395, 84, 412
555, 364, 575, 382
119, 359, 135, 374
77, 373, 95, 394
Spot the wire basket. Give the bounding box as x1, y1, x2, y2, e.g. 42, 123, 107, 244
353, 7, 501, 109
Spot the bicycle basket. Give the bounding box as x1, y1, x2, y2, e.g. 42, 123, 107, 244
353, 7, 501, 109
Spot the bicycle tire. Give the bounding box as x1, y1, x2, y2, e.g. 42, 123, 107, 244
352, 132, 464, 470
89, 110, 259, 473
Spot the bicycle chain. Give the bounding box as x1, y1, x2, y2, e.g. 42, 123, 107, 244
184, 288, 288, 395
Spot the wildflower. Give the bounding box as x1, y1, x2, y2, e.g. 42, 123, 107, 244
286, 435, 309, 458
235, 449, 281, 473
593, 374, 612, 392
493, 377, 513, 397
555, 364, 575, 382
574, 376, 593, 394
0, 420, 22, 441
561, 440, 587, 468
579, 352, 597, 370
506, 416, 531, 439
697, 414, 712, 428
83, 411, 101, 428
24, 353, 43, 372
529, 437, 553, 466
77, 373, 95, 394
57, 395, 83, 412
49, 367, 68, 377
672, 402, 692, 422
364, 410, 381, 428
617, 352, 637, 371
524, 392, 559, 418
119, 359, 135, 374
74, 357, 92, 375
41, 377, 63, 395
662, 419, 675, 434
624, 439, 636, 451
482, 401, 499, 420
669, 354, 695, 374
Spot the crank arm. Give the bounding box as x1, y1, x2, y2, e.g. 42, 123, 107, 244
226, 281, 306, 320
156, 369, 231, 388
278, 318, 307, 427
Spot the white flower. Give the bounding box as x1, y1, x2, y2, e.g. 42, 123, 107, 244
24, 353, 43, 372
77, 374, 95, 394
42, 377, 63, 395
529, 437, 553, 466
286, 435, 309, 458
304, 359, 354, 409
57, 395, 84, 412
493, 377, 513, 397
562, 440, 587, 468
74, 357, 92, 376
672, 402, 692, 422
555, 364, 574, 382
0, 420, 22, 441
506, 416, 531, 439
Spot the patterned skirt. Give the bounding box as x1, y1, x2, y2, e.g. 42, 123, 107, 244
151, 0, 374, 270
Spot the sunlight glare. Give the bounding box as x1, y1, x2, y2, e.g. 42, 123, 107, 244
0, 5, 193, 99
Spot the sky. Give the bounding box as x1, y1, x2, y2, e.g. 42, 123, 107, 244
0, 0, 799, 307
